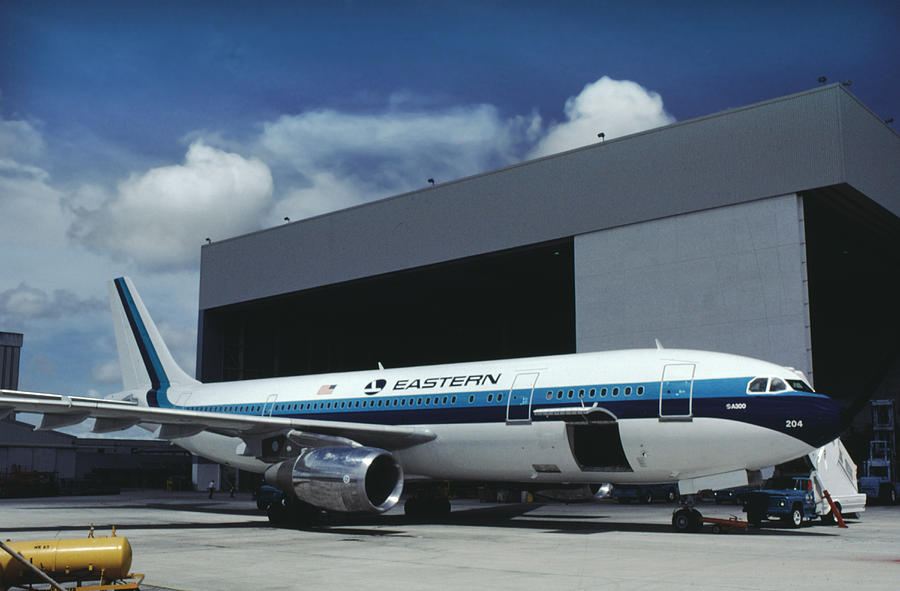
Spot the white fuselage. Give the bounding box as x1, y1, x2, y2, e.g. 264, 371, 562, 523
146, 348, 839, 487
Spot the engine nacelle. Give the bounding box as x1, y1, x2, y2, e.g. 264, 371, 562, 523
264, 446, 403, 513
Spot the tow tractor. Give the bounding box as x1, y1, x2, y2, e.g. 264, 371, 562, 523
743, 439, 865, 527
672, 438, 865, 532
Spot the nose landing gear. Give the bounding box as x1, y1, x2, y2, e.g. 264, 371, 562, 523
671, 494, 703, 532
672, 505, 703, 532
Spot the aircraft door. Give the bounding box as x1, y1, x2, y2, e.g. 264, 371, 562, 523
507, 373, 539, 422
263, 394, 277, 417
659, 364, 694, 419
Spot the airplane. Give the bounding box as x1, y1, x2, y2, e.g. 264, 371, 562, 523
0, 277, 842, 531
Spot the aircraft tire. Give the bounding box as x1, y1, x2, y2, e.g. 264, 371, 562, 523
267, 498, 289, 525
672, 508, 700, 533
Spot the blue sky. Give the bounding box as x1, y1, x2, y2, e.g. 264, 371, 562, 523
1, 1, 898, 424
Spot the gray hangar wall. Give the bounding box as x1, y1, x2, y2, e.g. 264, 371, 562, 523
198, 85, 900, 405
575, 194, 811, 377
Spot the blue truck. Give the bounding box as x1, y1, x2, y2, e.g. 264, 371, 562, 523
742, 476, 818, 527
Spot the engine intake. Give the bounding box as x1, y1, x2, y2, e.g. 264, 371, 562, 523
264, 446, 403, 513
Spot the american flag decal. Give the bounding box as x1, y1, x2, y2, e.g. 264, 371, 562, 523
317, 384, 336, 395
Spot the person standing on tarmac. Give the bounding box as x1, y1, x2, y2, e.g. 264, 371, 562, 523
208, 480, 215, 499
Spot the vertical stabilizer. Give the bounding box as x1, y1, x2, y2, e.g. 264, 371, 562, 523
108, 277, 198, 407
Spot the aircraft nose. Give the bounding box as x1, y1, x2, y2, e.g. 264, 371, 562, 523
799, 394, 843, 449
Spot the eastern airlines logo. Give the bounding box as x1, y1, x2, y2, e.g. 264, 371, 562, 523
364, 379, 387, 395
364, 374, 501, 395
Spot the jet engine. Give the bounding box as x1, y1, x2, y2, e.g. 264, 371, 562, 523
264, 446, 403, 513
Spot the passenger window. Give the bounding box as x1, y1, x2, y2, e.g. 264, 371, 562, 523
579, 389, 585, 399
497, 394, 503, 402
487, 394, 493, 403
748, 377, 768, 393
612, 387, 619, 397
600, 388, 607, 397
769, 378, 787, 392
589, 389, 596, 398
468, 395, 475, 403
625, 387, 632, 396
568, 390, 574, 399
557, 390, 563, 399
637, 386, 644, 395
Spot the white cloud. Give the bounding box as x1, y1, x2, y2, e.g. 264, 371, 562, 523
0, 283, 105, 322
91, 360, 121, 384
0, 116, 45, 161
255, 104, 540, 222
528, 76, 675, 158
68, 142, 274, 270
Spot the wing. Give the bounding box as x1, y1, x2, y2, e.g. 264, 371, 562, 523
0, 389, 436, 454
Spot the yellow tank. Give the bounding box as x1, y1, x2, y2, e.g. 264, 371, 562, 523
0, 530, 132, 590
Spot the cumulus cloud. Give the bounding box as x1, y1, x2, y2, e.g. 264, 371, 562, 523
247, 79, 671, 222
0, 283, 105, 320
0, 116, 45, 162
255, 104, 540, 222
528, 77, 675, 158
68, 142, 274, 270
91, 360, 121, 384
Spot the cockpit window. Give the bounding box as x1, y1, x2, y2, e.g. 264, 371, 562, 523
787, 379, 814, 393
769, 378, 787, 392
748, 377, 768, 393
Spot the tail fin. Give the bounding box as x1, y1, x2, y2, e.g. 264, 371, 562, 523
108, 277, 198, 406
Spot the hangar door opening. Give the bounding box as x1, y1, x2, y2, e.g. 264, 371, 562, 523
803, 185, 900, 444
200, 239, 574, 381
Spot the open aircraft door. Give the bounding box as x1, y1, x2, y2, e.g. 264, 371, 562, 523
659, 363, 694, 420
507, 373, 539, 422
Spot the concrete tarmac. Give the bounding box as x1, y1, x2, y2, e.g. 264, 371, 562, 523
1, 491, 898, 590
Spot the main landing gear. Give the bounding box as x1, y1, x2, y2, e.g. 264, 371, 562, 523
404, 485, 452, 520
267, 495, 328, 527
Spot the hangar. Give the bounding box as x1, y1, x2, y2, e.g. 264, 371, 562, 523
197, 84, 900, 449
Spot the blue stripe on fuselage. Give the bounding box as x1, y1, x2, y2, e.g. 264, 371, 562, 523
114, 278, 171, 407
